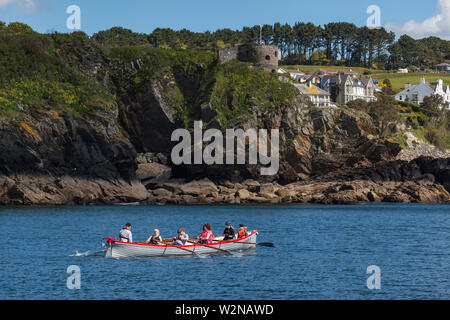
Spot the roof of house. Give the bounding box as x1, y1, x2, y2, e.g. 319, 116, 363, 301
295, 83, 330, 96
428, 82, 439, 91
436, 63, 450, 67
321, 74, 376, 89
360, 77, 374, 87
395, 80, 435, 97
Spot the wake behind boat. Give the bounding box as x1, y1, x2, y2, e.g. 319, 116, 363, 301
104, 230, 258, 258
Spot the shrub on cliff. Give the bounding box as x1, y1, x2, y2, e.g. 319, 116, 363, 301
0, 27, 114, 119
6, 22, 34, 34
92, 27, 150, 49
209, 61, 297, 128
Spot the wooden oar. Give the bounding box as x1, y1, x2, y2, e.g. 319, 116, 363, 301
162, 240, 203, 257
213, 240, 275, 247
187, 239, 234, 255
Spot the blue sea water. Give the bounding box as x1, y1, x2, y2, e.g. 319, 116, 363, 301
0, 204, 449, 300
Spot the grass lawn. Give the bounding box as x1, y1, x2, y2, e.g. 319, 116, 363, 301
370, 72, 450, 92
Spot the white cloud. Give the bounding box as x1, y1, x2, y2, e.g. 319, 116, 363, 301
0, 0, 14, 7
0, 0, 46, 13
385, 0, 450, 40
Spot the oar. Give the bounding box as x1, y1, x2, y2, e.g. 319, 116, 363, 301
241, 241, 274, 247
71, 249, 107, 257
187, 239, 235, 256
238, 241, 274, 247
162, 240, 205, 258
213, 240, 275, 247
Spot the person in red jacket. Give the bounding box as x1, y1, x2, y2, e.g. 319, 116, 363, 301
198, 223, 213, 244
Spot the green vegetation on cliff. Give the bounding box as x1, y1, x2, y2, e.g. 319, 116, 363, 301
0, 22, 297, 132
210, 61, 296, 128
347, 94, 449, 150
0, 24, 115, 119
0, 22, 447, 151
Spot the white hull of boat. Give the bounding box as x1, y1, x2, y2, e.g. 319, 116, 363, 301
105, 231, 258, 259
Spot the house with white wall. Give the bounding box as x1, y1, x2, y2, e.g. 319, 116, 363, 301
295, 83, 334, 108
395, 78, 450, 108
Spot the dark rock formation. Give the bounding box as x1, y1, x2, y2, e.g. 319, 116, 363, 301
118, 75, 178, 154
143, 158, 450, 205
0, 109, 148, 205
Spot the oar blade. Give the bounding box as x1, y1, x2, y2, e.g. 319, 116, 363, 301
258, 242, 275, 248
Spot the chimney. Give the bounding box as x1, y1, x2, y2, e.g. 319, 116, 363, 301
420, 78, 426, 84
437, 79, 443, 90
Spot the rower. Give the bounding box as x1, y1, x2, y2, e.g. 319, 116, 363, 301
198, 223, 213, 244
237, 224, 248, 238
223, 221, 236, 240
119, 223, 133, 243
173, 228, 189, 246
145, 229, 163, 245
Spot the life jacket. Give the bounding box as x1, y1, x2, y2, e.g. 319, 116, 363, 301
238, 227, 247, 238
200, 230, 213, 244
149, 236, 161, 245
119, 228, 131, 242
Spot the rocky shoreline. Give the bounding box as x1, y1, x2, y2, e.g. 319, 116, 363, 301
143, 178, 449, 205
2, 156, 447, 206
141, 157, 450, 205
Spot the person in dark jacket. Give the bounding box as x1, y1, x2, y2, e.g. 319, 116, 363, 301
223, 221, 235, 241
145, 229, 163, 245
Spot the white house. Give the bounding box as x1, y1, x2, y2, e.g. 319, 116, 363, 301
278, 69, 308, 82
295, 83, 334, 108
395, 78, 450, 108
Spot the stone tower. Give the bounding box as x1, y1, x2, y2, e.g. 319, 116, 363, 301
218, 44, 279, 73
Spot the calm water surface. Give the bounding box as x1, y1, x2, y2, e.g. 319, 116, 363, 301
0, 204, 449, 300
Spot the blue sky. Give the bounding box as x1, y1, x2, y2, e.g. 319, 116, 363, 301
0, 0, 449, 39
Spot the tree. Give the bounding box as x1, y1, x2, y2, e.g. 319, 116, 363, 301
7, 22, 34, 34
261, 24, 273, 45
381, 78, 393, 95
85, 21, 448, 70
422, 95, 445, 126
93, 27, 149, 48
368, 94, 400, 137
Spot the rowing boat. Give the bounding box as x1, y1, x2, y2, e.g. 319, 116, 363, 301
104, 230, 258, 258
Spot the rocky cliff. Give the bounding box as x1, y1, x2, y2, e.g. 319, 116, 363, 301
0, 28, 448, 205
0, 108, 148, 204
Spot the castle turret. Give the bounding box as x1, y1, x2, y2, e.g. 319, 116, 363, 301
219, 44, 279, 73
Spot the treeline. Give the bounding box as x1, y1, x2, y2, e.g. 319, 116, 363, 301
91, 23, 450, 70
1, 20, 449, 70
